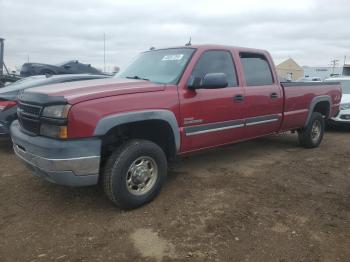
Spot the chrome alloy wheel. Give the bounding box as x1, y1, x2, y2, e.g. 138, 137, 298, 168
311, 119, 321, 143
126, 156, 158, 196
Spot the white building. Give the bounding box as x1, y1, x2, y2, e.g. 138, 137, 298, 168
302, 66, 343, 80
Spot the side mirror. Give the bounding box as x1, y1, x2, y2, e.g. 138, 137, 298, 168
188, 73, 228, 90
202, 73, 228, 89
64, 65, 71, 70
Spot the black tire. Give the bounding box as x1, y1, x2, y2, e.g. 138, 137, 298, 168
298, 112, 325, 148
102, 139, 167, 209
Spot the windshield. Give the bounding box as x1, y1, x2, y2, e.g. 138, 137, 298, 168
56, 60, 75, 67
117, 48, 195, 84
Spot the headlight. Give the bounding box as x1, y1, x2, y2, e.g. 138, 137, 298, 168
40, 124, 68, 139
340, 103, 350, 110
40, 104, 70, 139
42, 104, 71, 118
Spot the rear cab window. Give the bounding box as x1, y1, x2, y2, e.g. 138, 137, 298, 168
189, 50, 238, 87
239, 53, 274, 86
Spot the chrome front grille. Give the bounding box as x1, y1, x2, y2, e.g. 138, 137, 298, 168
18, 102, 42, 117
17, 102, 43, 135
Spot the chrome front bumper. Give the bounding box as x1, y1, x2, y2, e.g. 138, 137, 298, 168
11, 121, 101, 187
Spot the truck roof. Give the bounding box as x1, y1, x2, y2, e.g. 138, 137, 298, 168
153, 44, 270, 55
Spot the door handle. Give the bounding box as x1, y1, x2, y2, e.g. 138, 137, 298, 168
233, 94, 244, 102
270, 92, 278, 99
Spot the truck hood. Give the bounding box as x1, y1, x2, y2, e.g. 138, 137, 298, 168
341, 94, 350, 104
24, 77, 166, 104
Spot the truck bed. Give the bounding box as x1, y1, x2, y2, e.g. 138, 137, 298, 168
280, 81, 341, 131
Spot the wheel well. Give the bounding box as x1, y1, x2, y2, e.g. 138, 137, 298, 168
313, 101, 330, 118
101, 120, 176, 161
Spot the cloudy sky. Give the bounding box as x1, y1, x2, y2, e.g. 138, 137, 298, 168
1, 0, 350, 72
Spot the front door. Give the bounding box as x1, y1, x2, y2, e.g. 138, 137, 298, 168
179, 49, 245, 152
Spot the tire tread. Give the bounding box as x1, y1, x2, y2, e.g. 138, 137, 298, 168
102, 139, 167, 209
298, 112, 324, 148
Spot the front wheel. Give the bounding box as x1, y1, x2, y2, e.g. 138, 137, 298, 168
102, 139, 167, 209
298, 112, 325, 148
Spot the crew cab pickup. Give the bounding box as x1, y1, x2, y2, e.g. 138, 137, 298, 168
11, 45, 342, 209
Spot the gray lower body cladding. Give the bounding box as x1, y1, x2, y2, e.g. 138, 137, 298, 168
10, 120, 101, 187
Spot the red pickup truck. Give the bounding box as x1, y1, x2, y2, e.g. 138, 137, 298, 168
11, 45, 342, 209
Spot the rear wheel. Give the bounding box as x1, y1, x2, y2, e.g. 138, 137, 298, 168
298, 112, 324, 148
102, 139, 167, 209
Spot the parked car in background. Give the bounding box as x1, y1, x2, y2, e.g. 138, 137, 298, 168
324, 76, 350, 124
11, 45, 341, 209
0, 74, 110, 136
20, 60, 103, 77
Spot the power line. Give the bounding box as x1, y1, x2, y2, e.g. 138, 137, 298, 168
103, 33, 106, 73
330, 59, 339, 74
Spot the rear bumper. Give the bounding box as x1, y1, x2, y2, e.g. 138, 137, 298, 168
11, 121, 101, 186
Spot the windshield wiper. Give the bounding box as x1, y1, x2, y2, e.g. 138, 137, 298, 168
125, 76, 150, 81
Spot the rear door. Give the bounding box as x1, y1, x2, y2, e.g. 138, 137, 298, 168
179, 49, 245, 152
238, 52, 283, 138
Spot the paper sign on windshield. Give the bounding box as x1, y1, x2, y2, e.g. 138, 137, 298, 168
162, 54, 184, 61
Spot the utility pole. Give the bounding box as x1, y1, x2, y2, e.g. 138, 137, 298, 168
330, 59, 339, 75
103, 33, 106, 73
0, 38, 4, 76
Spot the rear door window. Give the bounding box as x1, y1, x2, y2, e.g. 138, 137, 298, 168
240, 53, 274, 86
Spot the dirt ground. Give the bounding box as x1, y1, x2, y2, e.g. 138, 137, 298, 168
0, 127, 349, 262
